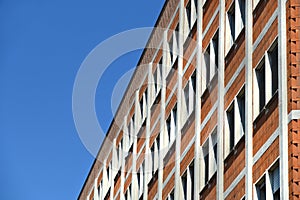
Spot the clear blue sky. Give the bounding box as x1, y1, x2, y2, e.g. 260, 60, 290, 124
0, 0, 164, 199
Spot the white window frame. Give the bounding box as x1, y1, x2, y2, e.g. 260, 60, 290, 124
253, 39, 278, 119
225, 0, 245, 54
202, 31, 218, 94
166, 105, 177, 148
182, 71, 196, 124
254, 161, 280, 200
224, 87, 245, 157
201, 128, 217, 189
183, 0, 197, 41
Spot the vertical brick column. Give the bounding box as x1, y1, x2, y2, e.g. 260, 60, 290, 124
287, 0, 300, 198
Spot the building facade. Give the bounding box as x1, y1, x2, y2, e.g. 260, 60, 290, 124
78, 0, 300, 199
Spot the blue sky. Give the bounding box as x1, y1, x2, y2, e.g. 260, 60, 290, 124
0, 0, 164, 199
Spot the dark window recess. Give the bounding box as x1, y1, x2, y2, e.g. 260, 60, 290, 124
139, 98, 143, 116
213, 143, 218, 163
169, 36, 174, 63
191, 71, 196, 93
271, 165, 280, 200
189, 161, 195, 200
194, 0, 198, 13
166, 116, 171, 143
144, 89, 148, 104
204, 46, 210, 86
204, 154, 209, 183
173, 105, 177, 127
227, 104, 235, 150
212, 31, 219, 70
137, 170, 141, 186
157, 134, 160, 150
237, 88, 245, 132
182, 172, 187, 199
228, 4, 235, 40
268, 41, 278, 95
169, 190, 175, 200
151, 144, 155, 175
238, 0, 246, 25
186, 2, 191, 29
256, 178, 266, 200
98, 185, 101, 197
256, 61, 266, 112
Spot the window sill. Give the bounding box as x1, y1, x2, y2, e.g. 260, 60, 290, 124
201, 71, 218, 106
114, 169, 121, 184
104, 187, 111, 200
138, 194, 143, 200
224, 135, 245, 172
199, 172, 217, 199
225, 27, 245, 69
125, 144, 133, 164
150, 90, 161, 115
147, 170, 158, 191
165, 57, 178, 86
253, 0, 268, 25
183, 20, 197, 53
181, 109, 195, 139
137, 119, 146, 138
163, 139, 176, 166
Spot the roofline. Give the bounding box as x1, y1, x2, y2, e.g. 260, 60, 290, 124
77, 1, 169, 199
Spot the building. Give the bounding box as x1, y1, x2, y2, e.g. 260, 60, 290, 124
78, 0, 300, 199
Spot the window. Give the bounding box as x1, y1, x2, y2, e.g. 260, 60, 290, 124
166, 117, 171, 142
202, 129, 217, 186
186, 2, 191, 29
150, 136, 159, 175
168, 189, 175, 200
225, 0, 245, 53
139, 89, 147, 122
191, 71, 196, 94
227, 104, 235, 151
139, 97, 144, 119
154, 60, 162, 97
253, 0, 260, 10
182, 172, 188, 199
182, 71, 196, 123
270, 165, 280, 200
125, 185, 132, 200
130, 115, 134, 146
237, 0, 245, 32
184, 84, 190, 115
169, 36, 175, 65
181, 162, 194, 200
253, 40, 278, 118
237, 89, 245, 133
268, 42, 278, 95
204, 152, 209, 184
255, 161, 280, 200
212, 33, 219, 70
227, 4, 235, 50
98, 184, 101, 199
183, 0, 197, 41
189, 162, 194, 200
211, 130, 218, 174
166, 105, 177, 147
256, 177, 266, 200
224, 87, 245, 156
202, 31, 218, 93
256, 61, 266, 112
